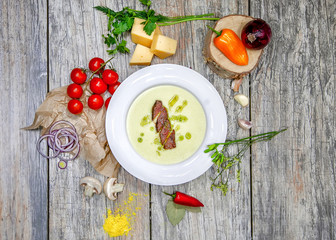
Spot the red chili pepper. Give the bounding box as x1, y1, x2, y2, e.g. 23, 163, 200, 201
164, 191, 204, 207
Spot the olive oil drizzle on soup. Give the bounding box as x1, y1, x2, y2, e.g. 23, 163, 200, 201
126, 85, 206, 165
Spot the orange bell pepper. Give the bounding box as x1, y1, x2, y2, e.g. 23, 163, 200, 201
208, 26, 248, 66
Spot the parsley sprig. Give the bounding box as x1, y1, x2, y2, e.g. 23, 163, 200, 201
204, 129, 287, 196
94, 0, 219, 55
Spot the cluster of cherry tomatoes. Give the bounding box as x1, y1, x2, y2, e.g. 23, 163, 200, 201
67, 57, 120, 114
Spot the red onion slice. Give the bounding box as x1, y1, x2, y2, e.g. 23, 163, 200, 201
49, 120, 76, 133
58, 160, 68, 169
55, 133, 78, 152
37, 134, 61, 159
49, 129, 76, 149
36, 120, 80, 164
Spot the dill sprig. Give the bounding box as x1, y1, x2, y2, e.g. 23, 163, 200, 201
204, 129, 287, 196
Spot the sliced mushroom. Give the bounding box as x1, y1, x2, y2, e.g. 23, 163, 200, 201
80, 176, 102, 197
103, 178, 124, 201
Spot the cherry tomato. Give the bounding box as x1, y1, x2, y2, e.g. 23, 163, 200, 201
89, 57, 105, 74
67, 83, 83, 98
102, 69, 119, 85
67, 99, 83, 114
105, 97, 111, 109
90, 77, 107, 94
108, 82, 121, 95
70, 68, 87, 84
88, 94, 104, 110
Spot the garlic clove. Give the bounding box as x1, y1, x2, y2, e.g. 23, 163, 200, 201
238, 119, 253, 130
231, 78, 243, 92
234, 94, 249, 107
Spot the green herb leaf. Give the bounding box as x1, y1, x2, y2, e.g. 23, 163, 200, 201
174, 204, 202, 213
107, 49, 118, 55
139, 0, 152, 7
112, 21, 129, 35
102, 34, 116, 47
125, 16, 135, 30
143, 20, 157, 35
116, 40, 130, 53
94, 6, 116, 16
166, 200, 186, 226
155, 14, 170, 23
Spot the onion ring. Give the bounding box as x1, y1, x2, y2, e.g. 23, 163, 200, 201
49, 120, 76, 133
37, 134, 61, 159
58, 160, 68, 169
48, 128, 77, 149
55, 133, 78, 152
36, 120, 80, 167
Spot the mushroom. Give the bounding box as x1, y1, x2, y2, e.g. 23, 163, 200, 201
103, 178, 124, 200
80, 176, 102, 197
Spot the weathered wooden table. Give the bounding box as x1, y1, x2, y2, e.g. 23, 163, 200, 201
1, 0, 335, 239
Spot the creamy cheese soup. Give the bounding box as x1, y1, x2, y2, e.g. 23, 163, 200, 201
126, 85, 206, 165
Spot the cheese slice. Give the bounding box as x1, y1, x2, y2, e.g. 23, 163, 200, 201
151, 34, 177, 59
130, 44, 154, 66
131, 18, 161, 48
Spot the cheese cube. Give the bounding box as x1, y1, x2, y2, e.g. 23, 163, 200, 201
130, 44, 154, 66
131, 18, 161, 48
151, 35, 177, 59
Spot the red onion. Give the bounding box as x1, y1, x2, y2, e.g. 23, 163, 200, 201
58, 160, 68, 169
36, 120, 80, 168
49, 120, 76, 132
241, 19, 272, 50
37, 134, 61, 158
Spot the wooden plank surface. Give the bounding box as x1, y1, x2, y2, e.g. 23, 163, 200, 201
250, 0, 336, 239
0, 0, 48, 240
48, 0, 150, 239
150, 1, 253, 240
1, 0, 335, 239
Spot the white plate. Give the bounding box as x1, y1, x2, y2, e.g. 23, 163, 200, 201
105, 64, 227, 185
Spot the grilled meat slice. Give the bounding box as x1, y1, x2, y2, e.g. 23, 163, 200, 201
164, 130, 176, 149
159, 120, 171, 145
155, 107, 168, 132
152, 100, 176, 150
152, 100, 164, 121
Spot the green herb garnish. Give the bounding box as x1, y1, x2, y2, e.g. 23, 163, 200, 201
140, 115, 151, 126
204, 129, 287, 196
168, 95, 179, 109
154, 138, 160, 144
94, 0, 219, 55
175, 100, 188, 113
170, 115, 188, 122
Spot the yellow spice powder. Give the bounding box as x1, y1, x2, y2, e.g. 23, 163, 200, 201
103, 210, 131, 237
103, 193, 145, 237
